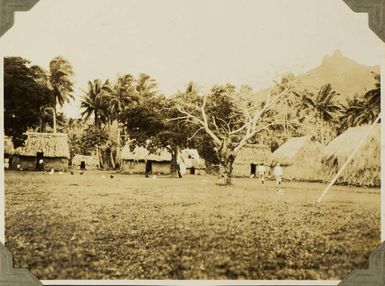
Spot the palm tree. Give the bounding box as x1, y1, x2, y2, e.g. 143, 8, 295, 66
302, 84, 340, 145
136, 73, 158, 98
338, 96, 367, 133
363, 73, 380, 122
49, 57, 74, 133
80, 79, 110, 130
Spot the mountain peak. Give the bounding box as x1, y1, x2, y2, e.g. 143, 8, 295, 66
321, 49, 358, 67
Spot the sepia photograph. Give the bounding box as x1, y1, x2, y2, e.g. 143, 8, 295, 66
0, 0, 383, 282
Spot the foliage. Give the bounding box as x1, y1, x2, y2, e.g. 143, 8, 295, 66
80, 80, 111, 129
339, 73, 380, 133
79, 126, 109, 155
49, 56, 74, 132
4, 57, 55, 147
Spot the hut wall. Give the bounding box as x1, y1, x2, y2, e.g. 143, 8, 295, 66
320, 144, 380, 187
10, 156, 68, 171
280, 142, 323, 182
232, 145, 271, 177
121, 160, 146, 174
152, 162, 170, 175
72, 155, 99, 170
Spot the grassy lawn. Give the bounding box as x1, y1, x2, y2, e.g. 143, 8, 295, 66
4, 170, 380, 280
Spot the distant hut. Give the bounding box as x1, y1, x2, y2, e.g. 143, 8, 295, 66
10, 132, 70, 171
72, 154, 99, 170
120, 144, 172, 175
232, 144, 272, 177
270, 136, 323, 181
4, 136, 15, 159
4, 136, 15, 169
180, 149, 206, 175
320, 124, 380, 187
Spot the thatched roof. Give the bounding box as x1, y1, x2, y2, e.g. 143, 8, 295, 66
322, 125, 380, 163
234, 144, 272, 165
271, 136, 322, 166
180, 149, 206, 169
13, 132, 70, 158
4, 136, 15, 155
121, 144, 172, 162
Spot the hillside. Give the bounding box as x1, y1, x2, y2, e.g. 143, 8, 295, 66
256, 50, 380, 103
298, 50, 379, 102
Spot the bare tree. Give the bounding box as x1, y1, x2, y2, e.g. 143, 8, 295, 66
171, 76, 295, 185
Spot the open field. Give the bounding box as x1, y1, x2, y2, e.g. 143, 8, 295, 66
4, 170, 381, 280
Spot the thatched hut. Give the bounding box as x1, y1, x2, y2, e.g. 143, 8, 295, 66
10, 132, 70, 171
72, 154, 99, 170
4, 136, 15, 159
232, 144, 272, 177
120, 144, 172, 175
180, 149, 206, 175
270, 136, 323, 181
320, 124, 380, 187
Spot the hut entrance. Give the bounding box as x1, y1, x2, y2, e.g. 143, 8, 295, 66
80, 161, 86, 170
250, 163, 256, 176
36, 152, 44, 170
145, 161, 153, 177
190, 167, 195, 175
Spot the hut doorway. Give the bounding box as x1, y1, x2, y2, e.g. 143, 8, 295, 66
80, 161, 86, 170
145, 161, 153, 177
36, 152, 44, 170
250, 163, 256, 176
190, 167, 195, 175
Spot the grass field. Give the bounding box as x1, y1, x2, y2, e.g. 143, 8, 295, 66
4, 170, 381, 280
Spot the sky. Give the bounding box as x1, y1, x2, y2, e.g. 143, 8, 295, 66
0, 0, 384, 118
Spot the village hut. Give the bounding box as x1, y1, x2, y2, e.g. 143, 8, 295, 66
270, 136, 323, 181
120, 144, 172, 175
320, 124, 380, 187
4, 136, 15, 169
4, 136, 15, 159
232, 144, 272, 177
10, 132, 70, 171
71, 154, 100, 170
180, 148, 206, 175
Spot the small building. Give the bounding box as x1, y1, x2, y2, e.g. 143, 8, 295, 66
71, 154, 100, 170
180, 149, 206, 175
10, 132, 70, 171
320, 124, 380, 187
232, 144, 272, 177
120, 144, 172, 175
4, 136, 14, 159
270, 136, 323, 181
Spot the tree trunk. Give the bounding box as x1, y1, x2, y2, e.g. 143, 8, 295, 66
217, 156, 235, 186
116, 125, 121, 165
170, 145, 181, 177
320, 121, 324, 145
110, 149, 116, 169
53, 97, 57, 133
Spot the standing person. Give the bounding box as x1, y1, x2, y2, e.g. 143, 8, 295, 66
39, 158, 44, 171
273, 162, 283, 186
256, 163, 266, 184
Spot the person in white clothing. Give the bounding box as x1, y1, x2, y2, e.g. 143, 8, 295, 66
256, 163, 266, 184
273, 163, 283, 186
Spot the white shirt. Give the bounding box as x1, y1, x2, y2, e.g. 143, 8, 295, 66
256, 165, 266, 174
274, 165, 283, 176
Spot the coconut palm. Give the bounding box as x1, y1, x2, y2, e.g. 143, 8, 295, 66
80, 79, 110, 130
49, 56, 74, 133
363, 73, 380, 122
302, 84, 340, 145
338, 96, 367, 133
